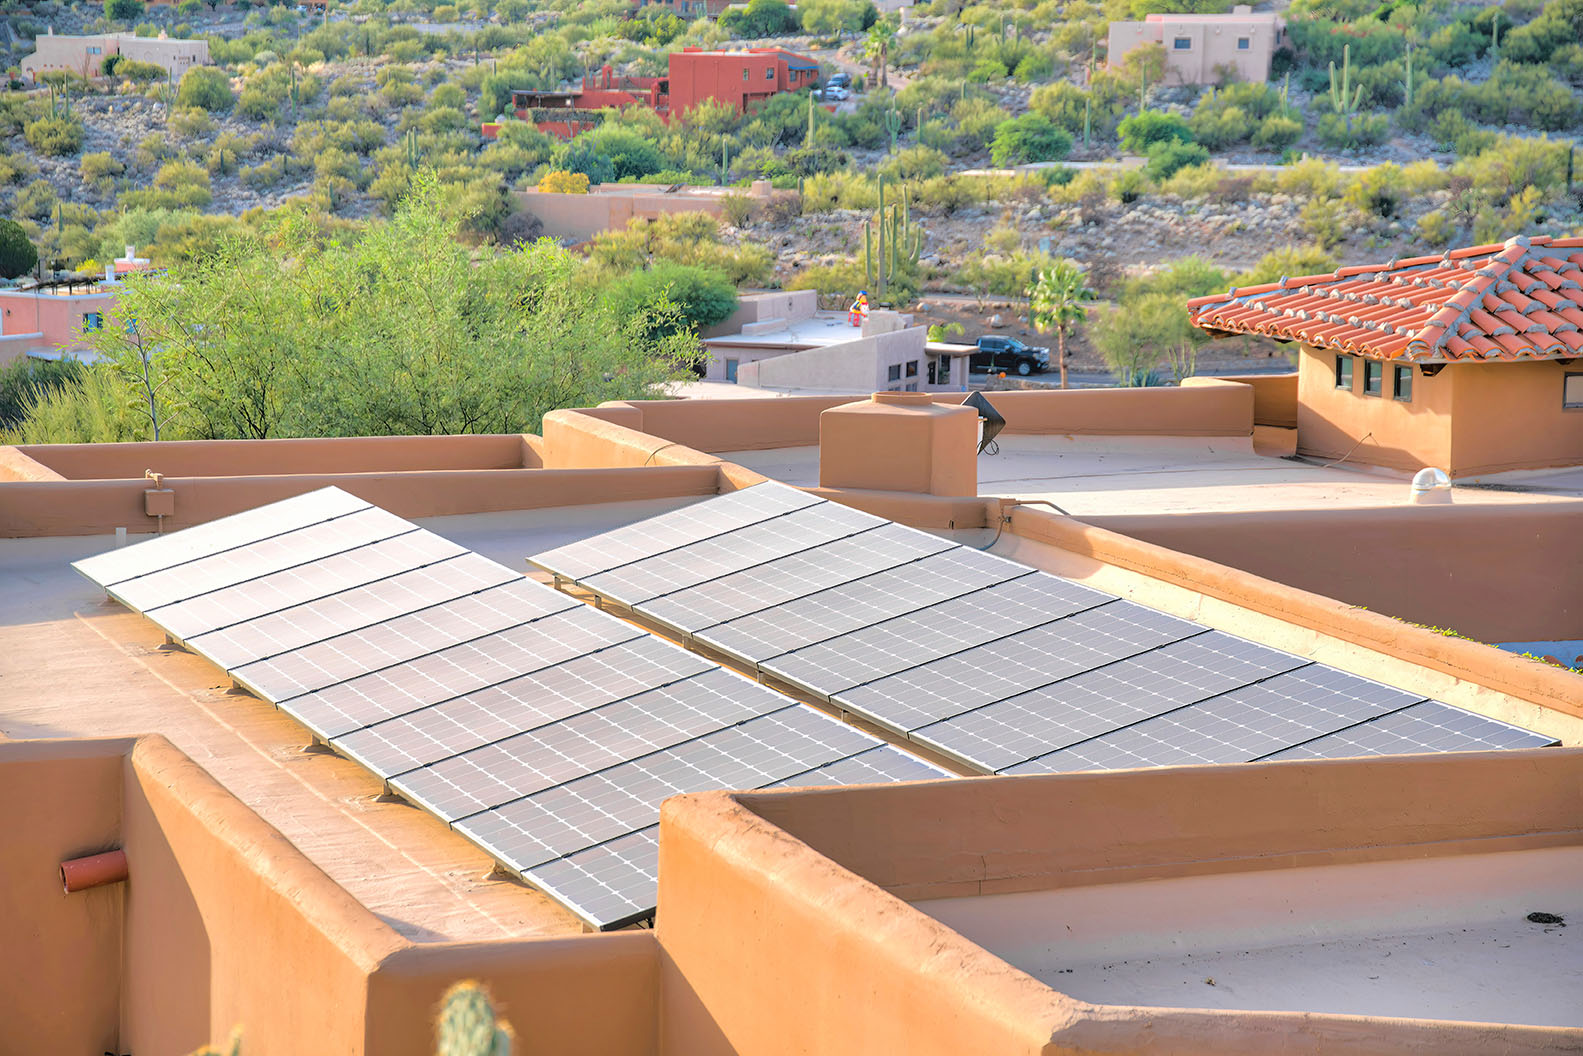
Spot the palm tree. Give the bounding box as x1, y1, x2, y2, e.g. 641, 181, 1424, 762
864, 19, 897, 90
1028, 261, 1095, 390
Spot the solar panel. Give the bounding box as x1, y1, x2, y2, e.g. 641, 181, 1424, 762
528, 481, 820, 581
332, 636, 715, 775
109, 506, 417, 612
391, 668, 791, 821
540, 489, 1557, 782
454, 704, 887, 873
760, 573, 1114, 697
836, 602, 1206, 735
912, 632, 1310, 771
150, 528, 467, 642
74, 485, 948, 931
696, 547, 1035, 663
636, 522, 956, 634
1259, 700, 1558, 760
579, 499, 886, 608
73, 486, 369, 586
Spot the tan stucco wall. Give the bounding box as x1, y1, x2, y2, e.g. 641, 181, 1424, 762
1296, 345, 1455, 471
1107, 11, 1281, 84
1083, 501, 1583, 644
1450, 359, 1583, 476
1297, 347, 1583, 475
1206, 371, 1298, 428
0, 738, 128, 1056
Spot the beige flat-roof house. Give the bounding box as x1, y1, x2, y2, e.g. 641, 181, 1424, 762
20, 28, 210, 82
1108, 4, 1285, 85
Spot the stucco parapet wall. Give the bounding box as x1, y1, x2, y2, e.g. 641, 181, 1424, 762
1202, 372, 1299, 428
0, 445, 64, 481
0, 465, 721, 537
1011, 506, 1583, 719
660, 751, 1583, 1055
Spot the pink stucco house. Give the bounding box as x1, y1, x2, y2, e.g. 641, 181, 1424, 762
1108, 4, 1285, 85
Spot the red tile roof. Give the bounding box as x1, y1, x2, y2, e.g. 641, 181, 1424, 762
1186, 235, 1583, 363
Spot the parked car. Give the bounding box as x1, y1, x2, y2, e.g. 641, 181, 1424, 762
826, 72, 851, 89
968, 336, 1049, 375
822, 84, 849, 101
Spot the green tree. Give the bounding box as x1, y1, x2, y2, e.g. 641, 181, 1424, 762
720, 0, 799, 38
0, 218, 38, 279
176, 67, 234, 112
1028, 260, 1094, 390
990, 113, 1073, 167
603, 261, 739, 343
26, 179, 692, 443
799, 0, 872, 37
553, 126, 664, 184
1093, 293, 1198, 387
105, 0, 144, 21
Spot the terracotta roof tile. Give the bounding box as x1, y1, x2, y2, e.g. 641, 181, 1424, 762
1188, 235, 1583, 362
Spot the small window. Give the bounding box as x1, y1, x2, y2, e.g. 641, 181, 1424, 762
1393, 364, 1413, 402
1363, 360, 1383, 396
887, 363, 902, 382
1237, 37, 1250, 50
725, 358, 739, 382
765, 67, 774, 80
1173, 37, 1192, 50
1565, 372, 1583, 409
905, 360, 918, 377
83, 312, 103, 332
1334, 355, 1353, 390
742, 68, 749, 81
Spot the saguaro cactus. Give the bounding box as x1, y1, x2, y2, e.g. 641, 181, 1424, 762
1402, 43, 1414, 109
883, 106, 902, 153
1328, 43, 1363, 135
437, 982, 513, 1056
406, 127, 421, 168
863, 175, 923, 304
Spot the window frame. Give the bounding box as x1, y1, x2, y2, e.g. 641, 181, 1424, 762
1236, 37, 1250, 50
905, 360, 918, 378
1173, 36, 1192, 50
887, 363, 902, 382
1334, 354, 1353, 391
1362, 360, 1383, 397
1564, 371, 1583, 410
1392, 364, 1413, 402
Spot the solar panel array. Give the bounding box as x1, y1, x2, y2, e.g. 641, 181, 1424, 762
532, 481, 1556, 775
73, 486, 948, 930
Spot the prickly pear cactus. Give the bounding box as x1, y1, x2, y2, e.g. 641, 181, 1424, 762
437, 981, 513, 1056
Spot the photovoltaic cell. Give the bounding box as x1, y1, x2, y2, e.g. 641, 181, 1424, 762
524, 826, 663, 931
332, 635, 715, 775
579, 499, 886, 607
192, 552, 522, 671
110, 506, 418, 612
761, 572, 1114, 697
279, 604, 644, 738
73, 486, 370, 586
1002, 664, 1428, 775
391, 668, 789, 821
229, 577, 577, 701
455, 705, 880, 872
636, 522, 956, 634
696, 547, 1036, 664
1260, 700, 1557, 760
149, 528, 467, 642
766, 744, 953, 787
912, 632, 1310, 771
836, 602, 1205, 735
528, 481, 821, 581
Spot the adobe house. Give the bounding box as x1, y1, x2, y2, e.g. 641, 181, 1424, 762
1107, 4, 1285, 85
1188, 234, 1583, 478
21, 29, 210, 83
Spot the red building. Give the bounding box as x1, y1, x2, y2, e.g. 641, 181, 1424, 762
483, 47, 821, 140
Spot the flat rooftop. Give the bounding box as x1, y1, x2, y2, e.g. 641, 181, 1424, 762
703, 312, 866, 349
917, 845, 1581, 1027
0, 497, 697, 942
718, 435, 1583, 516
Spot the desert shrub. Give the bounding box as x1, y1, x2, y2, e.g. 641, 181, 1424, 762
25, 116, 85, 156
1343, 163, 1406, 218
1143, 139, 1209, 181
990, 113, 1072, 166
537, 169, 589, 193
168, 106, 216, 138
1252, 112, 1301, 150
1234, 245, 1335, 286
1416, 209, 1456, 248
176, 67, 233, 112
1118, 110, 1193, 155
1315, 110, 1388, 149
1189, 103, 1252, 149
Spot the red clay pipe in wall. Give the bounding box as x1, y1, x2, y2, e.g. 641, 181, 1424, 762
60, 849, 127, 893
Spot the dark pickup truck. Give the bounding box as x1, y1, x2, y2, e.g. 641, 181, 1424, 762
968, 336, 1050, 376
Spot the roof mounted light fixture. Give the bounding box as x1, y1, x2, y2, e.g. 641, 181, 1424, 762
963, 390, 1005, 455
